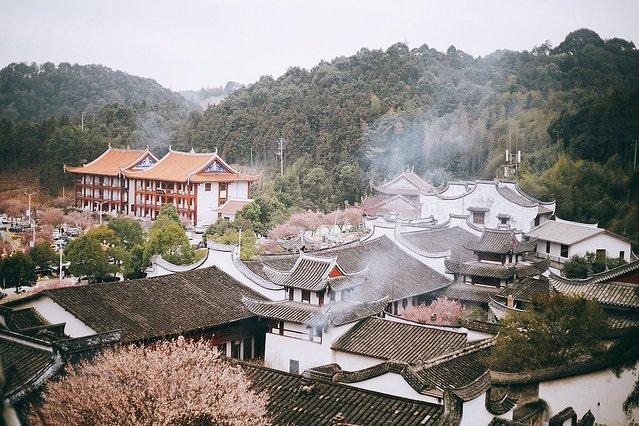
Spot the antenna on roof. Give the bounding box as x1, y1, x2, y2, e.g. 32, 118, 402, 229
190, 147, 195, 153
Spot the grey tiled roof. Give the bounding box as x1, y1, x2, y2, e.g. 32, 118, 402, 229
0, 331, 62, 399
466, 229, 533, 255
263, 254, 366, 292
438, 279, 502, 304
495, 185, 538, 208
549, 275, 639, 310
43, 266, 267, 343
248, 235, 451, 303
525, 220, 605, 245
6, 308, 50, 330
413, 338, 494, 400
242, 297, 387, 327
445, 259, 517, 279
240, 361, 444, 425
494, 278, 552, 303
401, 226, 479, 262
331, 317, 467, 364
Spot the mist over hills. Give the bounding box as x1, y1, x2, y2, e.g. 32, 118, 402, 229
0, 28, 638, 240
0, 62, 192, 121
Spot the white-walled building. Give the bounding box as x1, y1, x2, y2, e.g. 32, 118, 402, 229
525, 217, 635, 264
420, 180, 556, 233
242, 253, 388, 373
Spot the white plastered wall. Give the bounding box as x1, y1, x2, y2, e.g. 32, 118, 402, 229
197, 182, 218, 226
538, 364, 639, 425
14, 296, 96, 337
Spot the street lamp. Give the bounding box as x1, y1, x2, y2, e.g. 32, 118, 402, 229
24, 191, 36, 248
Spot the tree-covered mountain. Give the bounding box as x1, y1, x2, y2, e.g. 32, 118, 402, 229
180, 82, 243, 110
0, 29, 638, 241
0, 62, 192, 121
172, 29, 639, 240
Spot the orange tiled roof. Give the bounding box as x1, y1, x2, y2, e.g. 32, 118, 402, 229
123, 150, 260, 183
214, 199, 252, 214
65, 148, 154, 177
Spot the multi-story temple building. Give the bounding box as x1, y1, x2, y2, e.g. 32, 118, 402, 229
65, 147, 158, 214
66, 147, 260, 226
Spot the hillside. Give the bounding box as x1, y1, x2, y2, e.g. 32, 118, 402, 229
172, 29, 639, 240
0, 62, 192, 121
180, 82, 242, 109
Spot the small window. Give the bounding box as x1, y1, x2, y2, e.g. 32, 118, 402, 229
288, 288, 294, 301
301, 290, 311, 302
402, 298, 408, 309
217, 343, 227, 356
289, 359, 300, 374
534, 216, 540, 227
545, 241, 551, 254
205, 183, 212, 191
499, 216, 509, 225
472, 211, 485, 225
620, 251, 625, 259
560, 244, 569, 258
596, 249, 607, 258
242, 337, 252, 360
317, 291, 324, 306
231, 341, 241, 359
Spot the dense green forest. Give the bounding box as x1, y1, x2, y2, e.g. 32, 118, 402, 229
0, 29, 638, 240
0, 62, 193, 121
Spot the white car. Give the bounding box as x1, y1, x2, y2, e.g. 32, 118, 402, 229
194, 226, 206, 234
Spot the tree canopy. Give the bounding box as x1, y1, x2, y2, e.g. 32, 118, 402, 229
489, 294, 609, 372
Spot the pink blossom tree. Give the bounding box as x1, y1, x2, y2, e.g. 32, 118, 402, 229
63, 211, 95, 231
401, 297, 468, 326
341, 207, 364, 229
0, 199, 27, 222
39, 208, 65, 228
288, 210, 324, 235
30, 338, 270, 426
268, 222, 300, 240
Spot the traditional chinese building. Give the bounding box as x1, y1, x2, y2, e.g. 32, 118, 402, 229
66, 147, 260, 226
122, 148, 260, 226
361, 170, 434, 218
65, 146, 158, 214
420, 180, 556, 232
525, 217, 636, 266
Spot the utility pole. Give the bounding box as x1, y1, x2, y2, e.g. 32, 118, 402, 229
277, 138, 284, 175
59, 247, 63, 285
24, 191, 37, 247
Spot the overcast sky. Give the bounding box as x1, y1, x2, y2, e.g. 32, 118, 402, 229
1, 0, 638, 91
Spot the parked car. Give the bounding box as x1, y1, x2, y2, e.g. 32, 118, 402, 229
194, 226, 206, 234
9, 225, 23, 233
65, 227, 81, 237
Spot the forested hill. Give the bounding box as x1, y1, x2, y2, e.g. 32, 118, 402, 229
0, 62, 191, 121
173, 29, 639, 240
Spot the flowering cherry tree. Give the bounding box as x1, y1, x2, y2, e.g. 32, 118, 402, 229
30, 338, 271, 426
288, 210, 324, 234
63, 211, 95, 230
38, 208, 65, 228
341, 207, 364, 229
268, 222, 300, 240
401, 297, 468, 326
